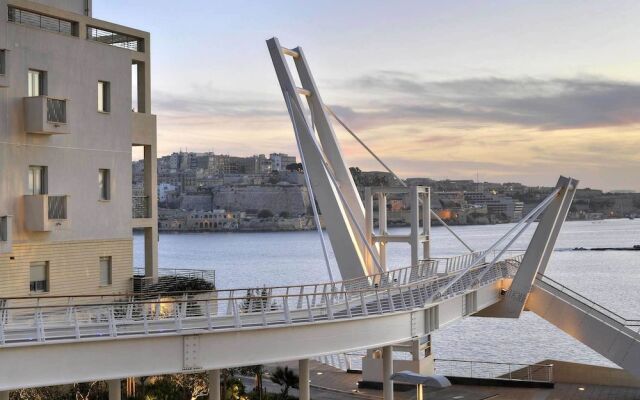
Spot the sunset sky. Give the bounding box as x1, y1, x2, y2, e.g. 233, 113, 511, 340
95, 0, 640, 191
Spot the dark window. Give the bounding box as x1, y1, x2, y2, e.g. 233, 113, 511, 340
30, 261, 49, 293
98, 81, 110, 112
99, 169, 110, 200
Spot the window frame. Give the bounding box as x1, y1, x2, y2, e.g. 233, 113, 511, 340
29, 261, 49, 294
98, 169, 111, 201
97, 80, 111, 113
27, 69, 47, 97
28, 165, 48, 195
99, 256, 112, 286
0, 50, 6, 76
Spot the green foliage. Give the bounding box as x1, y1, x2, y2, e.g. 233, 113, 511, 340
257, 209, 274, 219
269, 366, 299, 399
278, 211, 290, 218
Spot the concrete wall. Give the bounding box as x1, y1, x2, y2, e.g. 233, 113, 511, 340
32, 0, 89, 15
541, 359, 640, 388
0, 239, 132, 297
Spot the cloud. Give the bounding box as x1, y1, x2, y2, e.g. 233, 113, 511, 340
334, 73, 640, 130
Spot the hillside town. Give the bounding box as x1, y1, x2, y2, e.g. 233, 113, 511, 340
133, 151, 640, 233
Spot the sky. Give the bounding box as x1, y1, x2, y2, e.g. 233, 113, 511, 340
94, 1, 640, 191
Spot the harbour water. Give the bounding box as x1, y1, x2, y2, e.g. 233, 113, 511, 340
134, 219, 640, 368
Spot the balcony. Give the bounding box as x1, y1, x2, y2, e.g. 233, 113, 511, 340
24, 195, 70, 231
133, 195, 150, 219
132, 112, 156, 145
24, 96, 70, 135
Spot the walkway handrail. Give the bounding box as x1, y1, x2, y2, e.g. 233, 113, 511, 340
535, 274, 640, 330
434, 358, 554, 383
0, 259, 441, 304
0, 258, 520, 346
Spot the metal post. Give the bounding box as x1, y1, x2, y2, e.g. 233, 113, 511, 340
378, 192, 388, 271
299, 359, 310, 400
382, 345, 394, 400
410, 186, 420, 267
208, 369, 221, 400
107, 379, 121, 400
422, 190, 431, 260
417, 384, 423, 400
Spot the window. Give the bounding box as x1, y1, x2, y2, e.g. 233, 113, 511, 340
0, 50, 6, 75
30, 261, 49, 293
98, 169, 110, 200
28, 166, 47, 195
27, 69, 46, 97
99, 256, 112, 286
0, 216, 7, 241
98, 81, 110, 112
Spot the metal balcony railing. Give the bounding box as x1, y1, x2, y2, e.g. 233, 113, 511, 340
132, 268, 216, 294
86, 26, 144, 52
47, 196, 67, 220
0, 254, 521, 346
46, 98, 67, 124
435, 359, 554, 383
132, 196, 150, 218
8, 6, 76, 36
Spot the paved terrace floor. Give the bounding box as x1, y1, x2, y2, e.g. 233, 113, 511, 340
266, 360, 640, 400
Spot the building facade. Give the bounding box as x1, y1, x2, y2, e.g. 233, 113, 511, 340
0, 0, 158, 297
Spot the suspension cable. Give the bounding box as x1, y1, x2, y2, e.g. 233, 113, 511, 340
284, 94, 334, 283
325, 104, 475, 253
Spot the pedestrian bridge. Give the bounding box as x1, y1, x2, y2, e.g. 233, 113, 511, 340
0, 252, 518, 391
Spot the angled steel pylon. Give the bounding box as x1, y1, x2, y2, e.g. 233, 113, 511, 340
267, 37, 376, 279
481, 176, 579, 318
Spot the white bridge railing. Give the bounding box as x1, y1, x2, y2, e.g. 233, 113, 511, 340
435, 358, 554, 383
0, 254, 523, 347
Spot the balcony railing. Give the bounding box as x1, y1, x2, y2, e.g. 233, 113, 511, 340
24, 96, 70, 135
8, 6, 77, 36
86, 26, 144, 52
24, 195, 69, 231
132, 196, 150, 218
46, 98, 66, 124
47, 196, 67, 220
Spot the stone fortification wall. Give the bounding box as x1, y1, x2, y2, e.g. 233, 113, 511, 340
211, 184, 309, 215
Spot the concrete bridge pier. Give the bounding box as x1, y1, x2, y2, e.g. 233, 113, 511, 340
299, 359, 310, 400
208, 369, 221, 400
107, 379, 121, 400
0, 391, 9, 400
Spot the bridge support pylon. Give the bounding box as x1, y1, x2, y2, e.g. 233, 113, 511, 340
382, 346, 394, 400
107, 379, 121, 400
299, 359, 310, 400
208, 369, 221, 400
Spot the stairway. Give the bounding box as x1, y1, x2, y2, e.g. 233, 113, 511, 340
527, 274, 640, 378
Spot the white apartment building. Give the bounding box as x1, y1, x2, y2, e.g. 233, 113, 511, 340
269, 152, 296, 171
0, 0, 158, 296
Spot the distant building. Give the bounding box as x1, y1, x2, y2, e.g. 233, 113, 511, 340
464, 192, 524, 222
270, 153, 297, 171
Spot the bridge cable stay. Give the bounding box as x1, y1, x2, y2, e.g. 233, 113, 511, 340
290, 93, 385, 274
430, 187, 561, 300
324, 105, 475, 253
284, 95, 335, 283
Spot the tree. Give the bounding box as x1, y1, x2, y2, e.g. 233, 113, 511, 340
269, 366, 299, 399
278, 211, 290, 218
285, 163, 303, 172
240, 365, 266, 400
257, 209, 274, 219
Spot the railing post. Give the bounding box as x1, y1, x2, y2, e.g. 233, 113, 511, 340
305, 295, 314, 322
283, 296, 291, 324
360, 292, 368, 316
387, 288, 395, 312
73, 307, 80, 339
324, 293, 334, 320
108, 306, 117, 337
232, 300, 241, 328
205, 300, 213, 331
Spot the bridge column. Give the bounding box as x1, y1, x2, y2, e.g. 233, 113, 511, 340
299, 359, 310, 400
382, 345, 394, 400
208, 369, 221, 400
107, 379, 121, 400
0, 391, 9, 400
